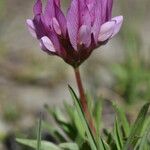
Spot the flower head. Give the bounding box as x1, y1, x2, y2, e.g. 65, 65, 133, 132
27, 0, 123, 67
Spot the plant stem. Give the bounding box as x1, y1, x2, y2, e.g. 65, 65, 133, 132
74, 67, 96, 134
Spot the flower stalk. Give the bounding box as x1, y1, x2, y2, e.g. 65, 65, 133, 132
74, 67, 96, 134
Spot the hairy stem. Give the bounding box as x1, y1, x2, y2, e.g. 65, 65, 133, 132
74, 67, 96, 134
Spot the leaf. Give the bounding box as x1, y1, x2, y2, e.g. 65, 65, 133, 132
100, 138, 111, 150
37, 114, 42, 150
59, 142, 79, 150
73, 110, 85, 139
112, 102, 130, 137
68, 86, 98, 150
54, 108, 68, 123
43, 121, 70, 143
53, 108, 75, 139
123, 103, 150, 150
93, 98, 103, 133
135, 118, 150, 150
45, 104, 74, 140
45, 105, 68, 125
138, 130, 150, 150
86, 93, 94, 115
113, 117, 123, 150
64, 102, 74, 122
16, 139, 61, 150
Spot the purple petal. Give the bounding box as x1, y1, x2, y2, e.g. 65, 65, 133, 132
92, 0, 102, 43
33, 15, 47, 39
26, 19, 37, 38
67, 0, 79, 50
54, 2, 67, 36
78, 25, 91, 47
44, 0, 55, 26
52, 17, 61, 35
55, 0, 60, 7
39, 40, 55, 55
101, 0, 108, 23
40, 40, 51, 54
86, 0, 95, 24
98, 21, 115, 42
107, 0, 113, 20
47, 31, 61, 54
33, 0, 42, 15
33, 13, 61, 53
111, 16, 123, 38
41, 36, 56, 52
79, 0, 91, 26
86, 0, 95, 14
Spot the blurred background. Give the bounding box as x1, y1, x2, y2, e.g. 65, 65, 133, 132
0, 0, 150, 149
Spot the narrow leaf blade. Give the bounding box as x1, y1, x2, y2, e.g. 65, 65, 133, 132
123, 103, 150, 150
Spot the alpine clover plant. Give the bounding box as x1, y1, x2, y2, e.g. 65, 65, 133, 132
16, 1, 150, 149
26, 0, 123, 134
17, 0, 150, 150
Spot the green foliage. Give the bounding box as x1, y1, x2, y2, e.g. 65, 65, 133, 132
112, 25, 150, 104
37, 114, 42, 150
112, 103, 130, 137
17, 87, 150, 150
16, 139, 61, 150
123, 103, 150, 150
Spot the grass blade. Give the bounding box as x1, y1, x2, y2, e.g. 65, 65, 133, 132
37, 114, 42, 150
112, 102, 130, 137
138, 119, 150, 150
123, 103, 150, 150
94, 98, 103, 133
113, 117, 123, 150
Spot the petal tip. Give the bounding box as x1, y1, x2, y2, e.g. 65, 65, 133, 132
98, 21, 115, 42
41, 36, 56, 53
111, 15, 124, 37
26, 19, 37, 38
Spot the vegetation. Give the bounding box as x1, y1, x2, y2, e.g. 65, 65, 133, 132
16, 87, 150, 150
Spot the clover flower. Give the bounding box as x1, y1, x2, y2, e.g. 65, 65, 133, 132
27, 0, 123, 67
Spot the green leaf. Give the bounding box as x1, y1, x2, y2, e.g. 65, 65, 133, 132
64, 102, 74, 122
54, 108, 69, 123
45, 105, 74, 140
135, 118, 150, 150
123, 103, 150, 150
37, 115, 42, 150
45, 105, 68, 124
113, 117, 123, 150
59, 142, 79, 150
93, 98, 103, 133
112, 103, 130, 137
42, 121, 61, 143
16, 139, 61, 150
68, 86, 98, 150
73, 110, 85, 139
138, 130, 150, 150
100, 138, 111, 150
42, 121, 69, 143
86, 93, 94, 115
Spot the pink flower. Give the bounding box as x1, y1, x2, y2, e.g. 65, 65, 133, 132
27, 0, 123, 67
